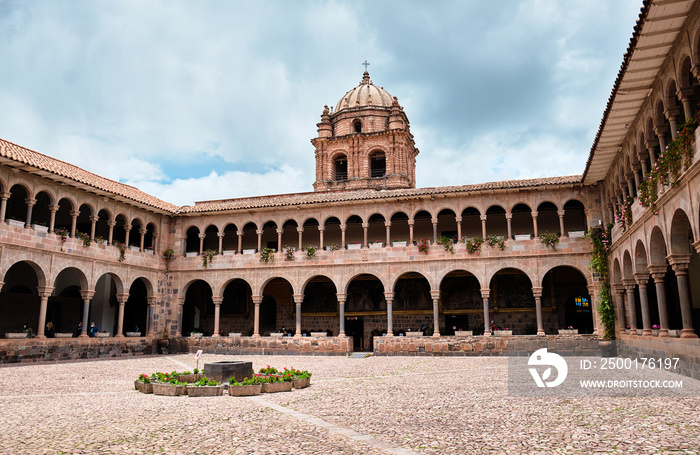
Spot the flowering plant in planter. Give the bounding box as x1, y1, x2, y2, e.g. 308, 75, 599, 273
463, 236, 483, 255
283, 246, 295, 261
202, 249, 217, 268
113, 241, 127, 262
417, 238, 430, 254
163, 248, 175, 259
260, 247, 275, 263
191, 377, 220, 387
258, 365, 279, 375
75, 231, 91, 247
484, 234, 505, 250
437, 236, 455, 254
136, 373, 151, 384
303, 245, 316, 258
539, 232, 559, 250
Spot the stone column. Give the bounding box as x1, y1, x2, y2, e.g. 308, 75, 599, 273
177, 297, 185, 337
480, 215, 487, 239
678, 87, 694, 121
107, 220, 115, 244
89, 216, 98, 240
252, 295, 262, 337
633, 273, 652, 336
655, 126, 668, 152
481, 289, 491, 337
665, 108, 679, 140
532, 213, 539, 237
146, 297, 156, 337
408, 220, 414, 244
24, 197, 36, 228
431, 218, 438, 243
639, 158, 648, 179
588, 284, 601, 336
115, 293, 129, 338
318, 227, 325, 250
532, 286, 544, 335
505, 213, 512, 240
237, 232, 243, 254
385, 221, 391, 246
623, 279, 637, 333
337, 293, 346, 336
80, 290, 95, 338
613, 285, 626, 334
198, 233, 205, 255
626, 176, 635, 200
385, 291, 394, 336
297, 227, 304, 251
48, 204, 59, 234
557, 210, 566, 237
293, 294, 304, 337
139, 229, 146, 252
455, 216, 462, 241
430, 290, 440, 337
340, 224, 346, 247
212, 296, 222, 337
217, 233, 224, 255
152, 234, 159, 256
124, 226, 131, 247
646, 139, 658, 164
36, 286, 54, 338
70, 210, 79, 238
668, 255, 698, 338
0, 192, 10, 224
276, 229, 283, 251
256, 229, 262, 252
632, 165, 641, 190
362, 223, 369, 248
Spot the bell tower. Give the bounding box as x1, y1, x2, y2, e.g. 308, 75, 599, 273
312, 71, 418, 192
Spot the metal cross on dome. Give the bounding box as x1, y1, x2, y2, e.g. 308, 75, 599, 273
362, 60, 370, 71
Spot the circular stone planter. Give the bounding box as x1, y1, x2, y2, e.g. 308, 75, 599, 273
261, 381, 293, 393
292, 377, 311, 389
187, 385, 223, 397
228, 384, 262, 396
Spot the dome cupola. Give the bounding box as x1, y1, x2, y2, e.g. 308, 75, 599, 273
334, 71, 394, 113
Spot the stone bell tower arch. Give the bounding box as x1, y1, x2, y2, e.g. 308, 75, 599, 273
312, 70, 419, 192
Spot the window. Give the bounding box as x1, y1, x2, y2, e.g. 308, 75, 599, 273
352, 119, 362, 133
334, 156, 348, 181
370, 152, 386, 178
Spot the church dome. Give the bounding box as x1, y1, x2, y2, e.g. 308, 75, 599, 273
334, 71, 394, 113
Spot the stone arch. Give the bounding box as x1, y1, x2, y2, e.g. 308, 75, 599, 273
649, 226, 667, 266
537, 201, 560, 236
622, 250, 634, 279
203, 224, 219, 251
124, 277, 151, 335
511, 203, 533, 237
367, 213, 386, 245
461, 207, 481, 239
389, 211, 410, 245
260, 277, 293, 335
280, 218, 299, 250
563, 199, 587, 233
345, 214, 364, 246
222, 223, 238, 252
6, 183, 30, 223
412, 209, 433, 243
670, 208, 694, 255
440, 269, 482, 333
113, 214, 129, 244
301, 275, 338, 316
634, 239, 648, 273
241, 221, 259, 251
612, 258, 622, 285
541, 266, 593, 334
484, 262, 537, 288
182, 279, 213, 336
436, 208, 457, 242
185, 225, 200, 254
346, 273, 387, 313
333, 152, 348, 181
368, 149, 386, 178
322, 216, 342, 249
538, 262, 590, 287
32, 190, 53, 228
392, 271, 432, 312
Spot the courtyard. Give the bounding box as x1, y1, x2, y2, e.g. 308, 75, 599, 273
1, 354, 698, 454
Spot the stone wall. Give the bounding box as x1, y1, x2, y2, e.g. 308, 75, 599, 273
0, 337, 154, 363
373, 334, 610, 357
175, 335, 352, 356
617, 337, 700, 380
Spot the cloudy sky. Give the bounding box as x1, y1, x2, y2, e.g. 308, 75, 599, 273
0, 0, 643, 206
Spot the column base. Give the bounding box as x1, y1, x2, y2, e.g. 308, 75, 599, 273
386, 332, 393, 337
536, 330, 545, 336
114, 334, 125, 338
294, 334, 302, 338
658, 329, 669, 337
338, 332, 346, 337
79, 333, 89, 338
432, 332, 440, 338
35, 334, 46, 339
483, 332, 491, 337
680, 329, 698, 339
212, 334, 220, 338
642, 329, 653, 336
252, 334, 260, 338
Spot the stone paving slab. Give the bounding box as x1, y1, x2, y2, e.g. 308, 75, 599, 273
0, 354, 698, 454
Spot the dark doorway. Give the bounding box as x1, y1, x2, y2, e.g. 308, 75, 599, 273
346, 317, 364, 351
444, 314, 470, 335
260, 296, 277, 335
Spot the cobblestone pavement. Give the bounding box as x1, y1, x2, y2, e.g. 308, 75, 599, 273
0, 354, 698, 454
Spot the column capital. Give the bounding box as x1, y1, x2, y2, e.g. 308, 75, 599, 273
361, 223, 369, 229
407, 220, 414, 227
612, 284, 625, 295
255, 229, 262, 236
505, 213, 513, 220
430, 290, 441, 300
147, 296, 156, 306
252, 295, 263, 305
479, 215, 487, 222
431, 218, 438, 225
480, 288, 490, 299
667, 253, 691, 268
49, 204, 60, 213
116, 293, 130, 304
276, 228, 284, 235
217, 232, 224, 238
336, 292, 347, 303
531, 286, 543, 298
633, 273, 649, 285
211, 296, 223, 305
107, 220, 116, 227
455, 216, 462, 223
621, 279, 636, 292
24, 197, 36, 207
296, 227, 304, 233
677, 86, 695, 101
692, 240, 700, 255
38, 286, 54, 298
293, 294, 304, 304
89, 216, 99, 223
70, 210, 80, 217
198, 233, 205, 239
384, 221, 391, 228
557, 210, 565, 217
318, 226, 325, 232
0, 191, 10, 200
80, 290, 95, 301
384, 291, 394, 301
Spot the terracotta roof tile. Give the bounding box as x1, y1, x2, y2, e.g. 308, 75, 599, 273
0, 138, 179, 213
179, 175, 583, 214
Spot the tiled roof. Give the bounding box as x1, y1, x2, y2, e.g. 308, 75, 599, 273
180, 175, 583, 214
0, 138, 179, 213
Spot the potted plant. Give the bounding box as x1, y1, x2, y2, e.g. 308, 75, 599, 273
185, 250, 198, 258
187, 377, 223, 397
369, 240, 383, 249
484, 235, 505, 250
463, 236, 483, 255
163, 248, 175, 259
392, 239, 407, 247
540, 232, 559, 250
152, 377, 187, 396
134, 373, 153, 394
417, 238, 430, 254
493, 328, 512, 336
178, 369, 204, 383
260, 247, 275, 263
75, 231, 92, 247
283, 246, 295, 261
437, 236, 455, 254
513, 231, 531, 241
32, 221, 49, 233
228, 376, 263, 396
558, 326, 577, 335
202, 249, 217, 268
346, 242, 362, 250
287, 368, 312, 389
303, 245, 316, 258
258, 373, 293, 393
